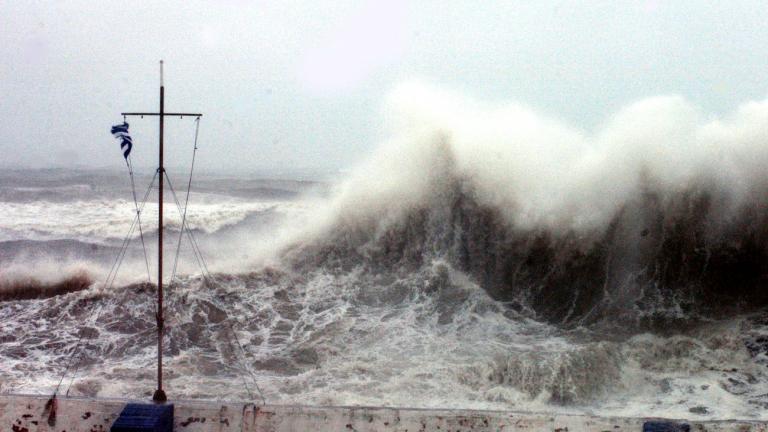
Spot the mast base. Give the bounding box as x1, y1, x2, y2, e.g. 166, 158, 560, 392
152, 389, 167, 403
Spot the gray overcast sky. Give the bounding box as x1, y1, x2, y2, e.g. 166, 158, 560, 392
1, 0, 767, 175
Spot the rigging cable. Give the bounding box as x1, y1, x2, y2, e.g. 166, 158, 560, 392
165, 171, 211, 281
54, 173, 157, 397
126, 156, 154, 285
103, 170, 158, 290
54, 210, 140, 396
170, 117, 207, 284
225, 321, 267, 405
158, 118, 264, 402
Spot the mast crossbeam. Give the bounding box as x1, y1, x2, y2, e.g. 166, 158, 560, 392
121, 112, 202, 117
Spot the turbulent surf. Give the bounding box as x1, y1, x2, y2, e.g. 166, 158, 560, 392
3, 83, 768, 420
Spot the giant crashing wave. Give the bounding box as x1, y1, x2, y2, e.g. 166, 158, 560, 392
4, 83, 768, 415
282, 82, 768, 332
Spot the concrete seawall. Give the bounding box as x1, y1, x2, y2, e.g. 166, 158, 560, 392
1, 394, 766, 432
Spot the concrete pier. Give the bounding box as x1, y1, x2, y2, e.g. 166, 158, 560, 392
1, 393, 766, 432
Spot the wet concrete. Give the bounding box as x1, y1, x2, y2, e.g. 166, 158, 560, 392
1, 394, 768, 432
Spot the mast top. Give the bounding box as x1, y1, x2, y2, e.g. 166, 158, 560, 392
160, 60, 164, 87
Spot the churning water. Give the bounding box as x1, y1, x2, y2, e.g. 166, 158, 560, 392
3, 84, 768, 420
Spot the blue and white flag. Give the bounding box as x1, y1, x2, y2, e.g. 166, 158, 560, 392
111, 122, 133, 159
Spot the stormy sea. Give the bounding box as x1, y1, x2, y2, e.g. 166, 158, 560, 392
3, 84, 768, 420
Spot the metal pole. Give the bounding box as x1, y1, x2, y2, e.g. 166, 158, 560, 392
153, 60, 167, 403
118, 63, 199, 402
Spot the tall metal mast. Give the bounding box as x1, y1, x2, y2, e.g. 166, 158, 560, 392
121, 60, 202, 403
156, 60, 166, 403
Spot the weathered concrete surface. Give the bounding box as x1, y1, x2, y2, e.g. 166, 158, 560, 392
1, 394, 766, 432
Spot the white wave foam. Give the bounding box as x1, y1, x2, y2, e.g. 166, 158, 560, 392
4, 260, 766, 419
0, 198, 302, 243
293, 82, 768, 244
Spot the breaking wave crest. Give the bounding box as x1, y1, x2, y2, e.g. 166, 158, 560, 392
282, 82, 768, 329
